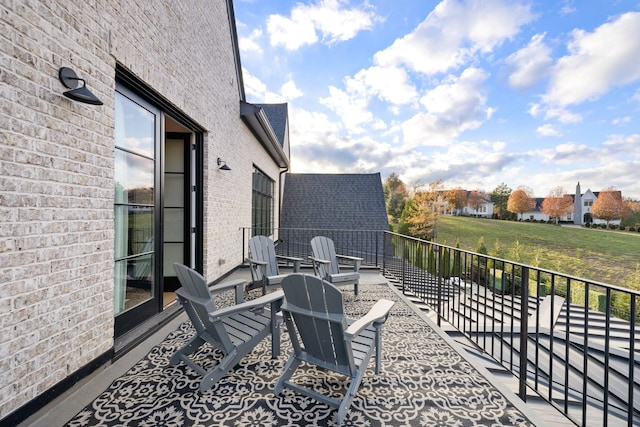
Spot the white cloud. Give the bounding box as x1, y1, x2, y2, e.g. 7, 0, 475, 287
374, 0, 534, 75
242, 68, 267, 99
506, 33, 553, 90
536, 124, 562, 137
420, 67, 488, 116
267, 12, 317, 50
239, 28, 263, 54
603, 133, 640, 159
319, 85, 372, 134
347, 66, 418, 105
528, 102, 581, 124
266, 0, 379, 51
280, 80, 303, 100
401, 67, 490, 147
544, 12, 640, 107
612, 116, 631, 126
536, 142, 595, 164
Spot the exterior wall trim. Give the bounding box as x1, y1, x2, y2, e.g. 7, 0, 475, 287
1, 350, 113, 426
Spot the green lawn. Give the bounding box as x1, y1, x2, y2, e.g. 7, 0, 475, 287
434, 216, 640, 289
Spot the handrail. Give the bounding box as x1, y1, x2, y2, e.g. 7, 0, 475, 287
240, 227, 640, 426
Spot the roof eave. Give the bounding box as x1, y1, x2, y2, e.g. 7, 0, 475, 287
240, 101, 288, 168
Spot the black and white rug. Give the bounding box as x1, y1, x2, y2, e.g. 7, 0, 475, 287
67, 284, 534, 426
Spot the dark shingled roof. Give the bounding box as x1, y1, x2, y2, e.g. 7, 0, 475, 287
281, 173, 389, 231
256, 103, 287, 148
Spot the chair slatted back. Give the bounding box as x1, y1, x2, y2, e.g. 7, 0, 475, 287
174, 263, 232, 351
281, 274, 354, 375
248, 235, 280, 280
310, 236, 340, 278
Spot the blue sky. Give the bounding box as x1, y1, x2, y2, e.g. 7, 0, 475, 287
234, 0, 640, 199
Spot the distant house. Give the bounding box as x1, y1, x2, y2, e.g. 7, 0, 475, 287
521, 183, 622, 225
441, 191, 494, 218
461, 191, 494, 218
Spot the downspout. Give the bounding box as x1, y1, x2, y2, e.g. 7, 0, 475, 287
278, 167, 288, 233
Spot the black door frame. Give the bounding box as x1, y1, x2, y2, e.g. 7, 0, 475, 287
114, 68, 204, 337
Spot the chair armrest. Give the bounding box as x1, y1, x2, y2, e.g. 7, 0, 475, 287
336, 254, 363, 262
336, 254, 362, 272
207, 278, 246, 304
308, 256, 330, 265
245, 258, 268, 268
344, 299, 394, 338
210, 290, 284, 322
276, 255, 303, 272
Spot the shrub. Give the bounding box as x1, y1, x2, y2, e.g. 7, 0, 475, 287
628, 227, 636, 232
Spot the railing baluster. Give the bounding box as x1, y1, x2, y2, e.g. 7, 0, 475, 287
582, 282, 589, 426
564, 277, 571, 416
628, 294, 636, 427
519, 266, 529, 401
603, 287, 611, 425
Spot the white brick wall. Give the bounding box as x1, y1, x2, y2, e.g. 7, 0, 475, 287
1, 0, 115, 417
0, 0, 283, 419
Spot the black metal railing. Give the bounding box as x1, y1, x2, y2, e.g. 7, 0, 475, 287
240, 227, 640, 426
241, 227, 385, 267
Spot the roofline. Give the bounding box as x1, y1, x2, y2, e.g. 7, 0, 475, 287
240, 101, 288, 168
226, 0, 245, 101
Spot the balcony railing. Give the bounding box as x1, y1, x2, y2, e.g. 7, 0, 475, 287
241, 227, 640, 426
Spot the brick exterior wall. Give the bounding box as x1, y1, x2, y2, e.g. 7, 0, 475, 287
0, 0, 283, 419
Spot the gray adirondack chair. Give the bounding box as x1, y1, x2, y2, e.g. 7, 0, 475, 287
274, 274, 394, 425
246, 235, 303, 294
309, 235, 362, 295
170, 263, 284, 392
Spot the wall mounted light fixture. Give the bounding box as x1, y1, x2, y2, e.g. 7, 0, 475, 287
58, 67, 103, 105
217, 158, 231, 171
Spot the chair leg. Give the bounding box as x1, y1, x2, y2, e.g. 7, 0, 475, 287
170, 335, 205, 366
274, 355, 301, 395
337, 370, 365, 425
199, 349, 241, 392
270, 308, 281, 358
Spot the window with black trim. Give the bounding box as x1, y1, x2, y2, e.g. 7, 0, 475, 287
252, 167, 274, 236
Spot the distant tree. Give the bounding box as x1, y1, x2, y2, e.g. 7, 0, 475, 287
540, 186, 574, 224
490, 183, 512, 219
404, 179, 448, 240
408, 178, 425, 195
621, 198, 640, 228
383, 173, 408, 224
396, 197, 412, 235
404, 191, 437, 240
507, 186, 536, 220
592, 187, 623, 227
446, 187, 467, 214
467, 189, 487, 217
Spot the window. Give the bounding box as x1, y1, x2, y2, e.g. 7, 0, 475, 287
252, 167, 274, 236
584, 199, 593, 207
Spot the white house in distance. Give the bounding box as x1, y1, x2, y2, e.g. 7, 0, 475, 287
522, 183, 622, 226
442, 191, 494, 218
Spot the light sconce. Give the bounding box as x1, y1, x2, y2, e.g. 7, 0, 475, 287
217, 157, 231, 171
58, 67, 103, 105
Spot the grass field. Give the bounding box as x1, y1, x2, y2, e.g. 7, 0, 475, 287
433, 216, 640, 289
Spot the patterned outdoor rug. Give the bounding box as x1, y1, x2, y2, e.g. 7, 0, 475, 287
66, 283, 535, 426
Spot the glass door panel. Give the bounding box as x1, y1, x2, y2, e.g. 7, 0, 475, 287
163, 135, 188, 295
114, 89, 159, 328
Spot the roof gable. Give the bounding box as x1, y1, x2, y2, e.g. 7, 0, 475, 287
281, 173, 389, 231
